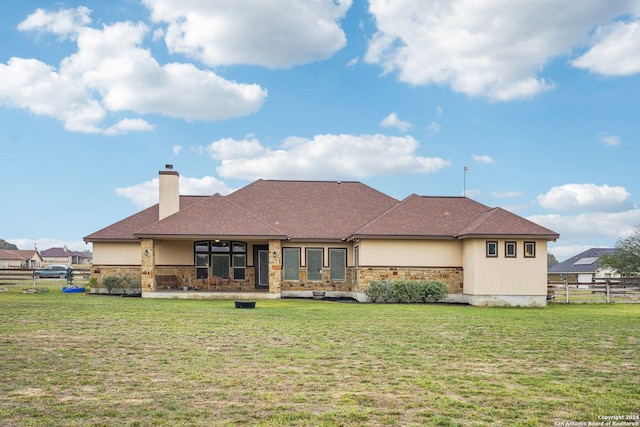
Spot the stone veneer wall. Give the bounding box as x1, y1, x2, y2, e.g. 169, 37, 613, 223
354, 266, 464, 294
281, 267, 354, 292
268, 240, 282, 293
141, 239, 155, 292
89, 265, 142, 294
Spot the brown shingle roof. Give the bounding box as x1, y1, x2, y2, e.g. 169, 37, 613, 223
84, 196, 206, 242
136, 194, 286, 239
0, 249, 40, 261
226, 180, 398, 240
352, 195, 490, 239
85, 180, 559, 242
456, 207, 559, 239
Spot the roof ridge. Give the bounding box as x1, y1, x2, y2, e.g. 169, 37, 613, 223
455, 206, 495, 237
348, 194, 413, 238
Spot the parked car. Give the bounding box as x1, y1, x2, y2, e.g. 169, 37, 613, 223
34, 265, 73, 279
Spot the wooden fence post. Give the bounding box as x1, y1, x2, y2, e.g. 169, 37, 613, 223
606, 280, 610, 304
565, 279, 569, 303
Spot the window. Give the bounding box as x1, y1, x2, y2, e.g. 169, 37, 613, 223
232, 242, 246, 280
505, 241, 517, 258
283, 248, 300, 281
524, 242, 536, 258
329, 248, 346, 281
194, 240, 247, 280
486, 241, 498, 257
306, 248, 323, 282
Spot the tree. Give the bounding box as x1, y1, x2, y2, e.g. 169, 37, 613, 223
600, 226, 640, 276
547, 253, 558, 268
0, 239, 18, 250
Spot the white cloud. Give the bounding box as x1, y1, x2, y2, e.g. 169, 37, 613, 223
204, 134, 450, 180
572, 20, 640, 76
61, 21, 267, 121
427, 121, 441, 132
380, 112, 412, 132
104, 118, 155, 136
115, 176, 232, 208
365, 0, 637, 101
17, 6, 91, 39
172, 145, 182, 155
0, 57, 105, 133
598, 132, 621, 146
472, 154, 496, 164
529, 207, 640, 247
142, 0, 352, 68
537, 183, 631, 212
3, 7, 267, 134
436, 105, 443, 116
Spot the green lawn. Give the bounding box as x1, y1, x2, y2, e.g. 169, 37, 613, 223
0, 285, 638, 426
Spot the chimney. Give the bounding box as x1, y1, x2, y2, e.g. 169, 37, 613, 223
159, 165, 179, 220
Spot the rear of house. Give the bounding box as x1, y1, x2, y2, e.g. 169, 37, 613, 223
84, 167, 559, 307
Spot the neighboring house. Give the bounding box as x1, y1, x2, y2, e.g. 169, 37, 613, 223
0, 249, 43, 268
548, 248, 618, 284
84, 167, 559, 307
41, 246, 93, 266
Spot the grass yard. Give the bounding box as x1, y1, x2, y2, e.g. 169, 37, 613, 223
0, 285, 638, 426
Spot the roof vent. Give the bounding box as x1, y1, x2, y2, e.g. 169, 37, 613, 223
165, 164, 173, 170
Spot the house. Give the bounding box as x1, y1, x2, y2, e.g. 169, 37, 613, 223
0, 249, 43, 269
41, 246, 93, 266
548, 248, 618, 284
84, 167, 559, 307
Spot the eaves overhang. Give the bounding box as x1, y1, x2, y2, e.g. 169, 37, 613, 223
133, 233, 288, 241
455, 233, 559, 241
347, 234, 458, 242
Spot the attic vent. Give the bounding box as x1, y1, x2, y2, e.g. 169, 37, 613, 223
573, 257, 599, 266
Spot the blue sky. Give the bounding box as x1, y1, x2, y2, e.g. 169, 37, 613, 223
1, 0, 639, 261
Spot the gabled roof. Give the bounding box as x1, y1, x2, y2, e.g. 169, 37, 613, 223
136, 194, 286, 239
548, 248, 616, 274
456, 207, 559, 240
84, 196, 206, 242
226, 180, 398, 240
41, 247, 92, 258
0, 249, 41, 261
351, 195, 489, 239
85, 179, 559, 243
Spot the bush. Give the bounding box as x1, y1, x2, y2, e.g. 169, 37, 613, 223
101, 275, 141, 295
364, 279, 448, 303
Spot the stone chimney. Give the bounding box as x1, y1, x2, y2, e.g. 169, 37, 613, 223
159, 165, 179, 220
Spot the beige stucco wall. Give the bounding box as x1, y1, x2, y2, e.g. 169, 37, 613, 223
462, 239, 548, 296
93, 242, 141, 265
156, 240, 193, 265
357, 239, 462, 267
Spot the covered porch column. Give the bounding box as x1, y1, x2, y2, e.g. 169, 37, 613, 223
141, 238, 156, 292
268, 239, 281, 294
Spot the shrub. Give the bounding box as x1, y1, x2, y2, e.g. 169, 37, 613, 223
101, 275, 141, 295
364, 279, 448, 303
102, 275, 121, 295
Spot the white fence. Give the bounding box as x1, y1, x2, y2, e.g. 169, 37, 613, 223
548, 279, 640, 304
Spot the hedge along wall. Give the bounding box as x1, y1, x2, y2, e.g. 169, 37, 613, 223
354, 266, 464, 295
